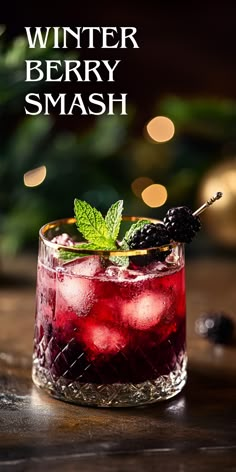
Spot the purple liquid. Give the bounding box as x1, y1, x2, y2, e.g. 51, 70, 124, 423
34, 257, 186, 385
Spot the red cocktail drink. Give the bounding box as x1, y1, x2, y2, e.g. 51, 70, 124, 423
32, 218, 186, 407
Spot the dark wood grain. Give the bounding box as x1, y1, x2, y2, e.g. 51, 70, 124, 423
0, 255, 236, 471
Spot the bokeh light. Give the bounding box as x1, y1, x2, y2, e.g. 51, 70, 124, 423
24, 166, 47, 187
146, 116, 175, 143
131, 176, 154, 198
199, 159, 236, 248
142, 184, 168, 207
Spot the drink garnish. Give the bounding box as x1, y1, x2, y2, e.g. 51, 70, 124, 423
59, 199, 150, 266
193, 191, 223, 216
163, 207, 201, 243
163, 191, 223, 244
127, 223, 171, 266
59, 192, 223, 265
74, 199, 117, 249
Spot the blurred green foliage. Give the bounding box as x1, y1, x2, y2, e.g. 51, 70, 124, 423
0, 27, 236, 254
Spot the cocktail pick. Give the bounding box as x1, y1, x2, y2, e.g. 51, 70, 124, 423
193, 192, 223, 217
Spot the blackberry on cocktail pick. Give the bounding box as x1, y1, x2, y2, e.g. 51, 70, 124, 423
164, 192, 223, 244
128, 192, 223, 266
129, 223, 171, 265
195, 312, 234, 345
163, 206, 201, 243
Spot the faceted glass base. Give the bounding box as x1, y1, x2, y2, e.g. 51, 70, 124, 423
32, 355, 187, 408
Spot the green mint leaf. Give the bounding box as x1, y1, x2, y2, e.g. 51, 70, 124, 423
109, 239, 129, 268
105, 200, 123, 241
119, 240, 130, 250
58, 249, 79, 261
109, 255, 129, 268
74, 199, 116, 249
122, 219, 151, 244
58, 243, 99, 261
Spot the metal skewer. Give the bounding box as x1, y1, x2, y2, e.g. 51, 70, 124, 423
193, 192, 223, 217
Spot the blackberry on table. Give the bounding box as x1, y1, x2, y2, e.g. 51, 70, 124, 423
163, 206, 201, 243
195, 312, 234, 345
128, 223, 171, 266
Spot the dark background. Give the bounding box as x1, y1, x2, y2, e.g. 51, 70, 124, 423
1, 1, 236, 254
3, 2, 236, 106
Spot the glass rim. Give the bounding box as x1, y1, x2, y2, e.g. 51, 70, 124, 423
39, 216, 179, 257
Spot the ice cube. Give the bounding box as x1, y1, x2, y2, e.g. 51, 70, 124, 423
143, 260, 169, 274
65, 256, 103, 277
56, 269, 95, 316
105, 265, 143, 281
56, 257, 103, 316
51, 233, 75, 246
82, 321, 127, 356
121, 291, 171, 330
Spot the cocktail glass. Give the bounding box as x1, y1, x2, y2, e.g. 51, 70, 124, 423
32, 217, 186, 407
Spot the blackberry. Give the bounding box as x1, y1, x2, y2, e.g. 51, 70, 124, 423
128, 223, 171, 266
164, 206, 201, 243
195, 313, 234, 345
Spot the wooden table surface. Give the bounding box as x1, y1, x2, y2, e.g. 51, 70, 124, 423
0, 254, 236, 471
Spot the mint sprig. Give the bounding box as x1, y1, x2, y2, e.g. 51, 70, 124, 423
105, 200, 123, 241
59, 242, 99, 261
74, 199, 115, 249
109, 239, 129, 268
59, 199, 151, 267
